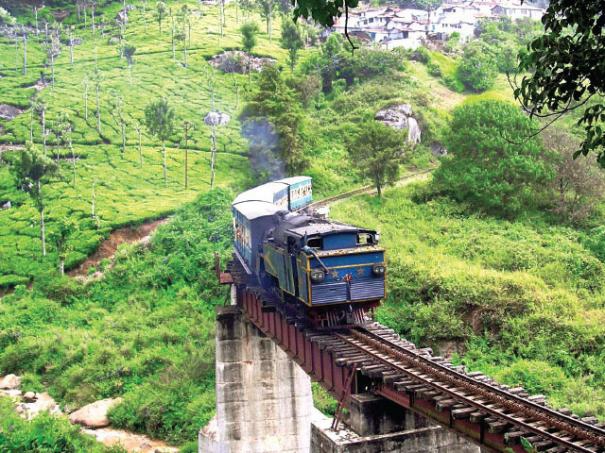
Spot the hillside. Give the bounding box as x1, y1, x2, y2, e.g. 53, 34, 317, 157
2, 0, 605, 450
331, 180, 605, 419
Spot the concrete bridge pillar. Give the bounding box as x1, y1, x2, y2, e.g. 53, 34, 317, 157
199, 305, 314, 453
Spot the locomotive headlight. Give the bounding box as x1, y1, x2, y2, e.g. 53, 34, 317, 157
372, 264, 386, 276
310, 269, 325, 283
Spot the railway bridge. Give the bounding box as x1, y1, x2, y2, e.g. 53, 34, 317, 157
199, 269, 605, 453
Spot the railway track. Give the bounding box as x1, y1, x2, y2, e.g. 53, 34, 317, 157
307, 167, 434, 209
320, 324, 605, 453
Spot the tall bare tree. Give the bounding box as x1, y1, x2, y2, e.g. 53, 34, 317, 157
182, 120, 193, 188
8, 144, 60, 257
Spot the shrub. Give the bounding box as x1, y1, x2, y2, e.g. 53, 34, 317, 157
457, 42, 498, 92
427, 61, 442, 77
433, 100, 553, 216
411, 47, 431, 63
0, 398, 117, 452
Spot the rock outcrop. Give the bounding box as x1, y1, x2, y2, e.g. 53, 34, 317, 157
69, 398, 123, 428
375, 104, 422, 145
209, 51, 275, 74
0, 104, 24, 121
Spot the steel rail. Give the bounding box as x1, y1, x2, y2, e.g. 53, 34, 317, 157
334, 328, 605, 453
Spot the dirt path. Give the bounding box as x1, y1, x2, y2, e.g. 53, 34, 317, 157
68, 218, 169, 277
309, 168, 434, 209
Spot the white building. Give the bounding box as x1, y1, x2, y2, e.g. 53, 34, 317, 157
492, 4, 543, 20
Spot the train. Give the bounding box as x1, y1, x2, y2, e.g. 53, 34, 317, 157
232, 176, 386, 327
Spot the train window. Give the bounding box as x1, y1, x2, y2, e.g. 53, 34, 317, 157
307, 237, 322, 249
357, 233, 374, 246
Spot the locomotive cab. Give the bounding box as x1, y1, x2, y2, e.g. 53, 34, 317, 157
262, 215, 386, 312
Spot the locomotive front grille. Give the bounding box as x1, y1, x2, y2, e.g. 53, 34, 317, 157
312, 282, 348, 305
311, 279, 384, 305
350, 279, 385, 301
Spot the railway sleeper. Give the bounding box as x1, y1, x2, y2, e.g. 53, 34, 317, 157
451, 407, 476, 420
381, 372, 405, 384
504, 430, 530, 445
436, 399, 458, 411
486, 419, 510, 433
469, 411, 487, 423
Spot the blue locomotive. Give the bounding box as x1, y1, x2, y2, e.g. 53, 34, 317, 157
232, 177, 386, 327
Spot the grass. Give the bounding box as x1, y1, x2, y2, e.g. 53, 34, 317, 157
331, 180, 605, 420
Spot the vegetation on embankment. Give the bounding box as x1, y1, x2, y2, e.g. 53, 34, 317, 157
0, 190, 232, 448
331, 181, 605, 419
0, 397, 123, 452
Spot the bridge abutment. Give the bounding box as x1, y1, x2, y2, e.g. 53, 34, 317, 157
310, 392, 481, 452
199, 305, 315, 453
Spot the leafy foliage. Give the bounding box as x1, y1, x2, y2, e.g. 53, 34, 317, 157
280, 17, 304, 70
433, 100, 553, 216
347, 120, 406, 197
0, 398, 120, 453
457, 42, 498, 92
515, 0, 605, 166
240, 65, 307, 176
240, 22, 259, 53
541, 129, 605, 224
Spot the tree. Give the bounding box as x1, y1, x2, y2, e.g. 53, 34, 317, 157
514, 0, 605, 167
542, 129, 605, 224
134, 122, 143, 167
182, 120, 193, 189
22, 28, 27, 75
457, 41, 497, 92
110, 91, 127, 157
294, 73, 321, 107
82, 75, 89, 121
45, 29, 60, 88
347, 121, 405, 197
8, 144, 60, 257
433, 100, 553, 216
240, 22, 259, 53
93, 68, 103, 133
54, 111, 76, 187
68, 25, 75, 65
240, 65, 307, 176
156, 1, 167, 32
280, 18, 304, 70
180, 4, 192, 49
123, 43, 136, 67
144, 98, 175, 184
0, 7, 15, 26
50, 217, 78, 275
256, 0, 276, 41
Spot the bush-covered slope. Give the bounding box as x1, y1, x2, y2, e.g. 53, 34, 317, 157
331, 182, 605, 419
0, 190, 232, 446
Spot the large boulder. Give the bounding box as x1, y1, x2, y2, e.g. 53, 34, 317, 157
69, 398, 122, 428
209, 51, 275, 74
0, 374, 21, 389
375, 104, 422, 145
